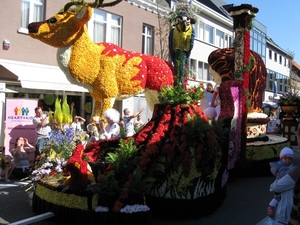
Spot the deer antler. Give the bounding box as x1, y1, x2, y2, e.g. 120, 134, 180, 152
64, 0, 123, 12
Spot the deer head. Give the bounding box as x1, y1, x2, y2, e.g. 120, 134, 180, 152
28, 0, 123, 48
28, 6, 93, 48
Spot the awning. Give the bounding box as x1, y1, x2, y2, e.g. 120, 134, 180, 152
262, 101, 278, 109
0, 59, 89, 93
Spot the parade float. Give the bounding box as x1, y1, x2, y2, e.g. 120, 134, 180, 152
26, 1, 288, 224
208, 4, 289, 177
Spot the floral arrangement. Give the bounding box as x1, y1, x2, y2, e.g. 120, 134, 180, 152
278, 91, 300, 106
30, 127, 84, 183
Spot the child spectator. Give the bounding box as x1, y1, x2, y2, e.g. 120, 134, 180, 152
268, 147, 294, 218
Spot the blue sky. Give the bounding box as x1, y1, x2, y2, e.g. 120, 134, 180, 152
227, 0, 300, 63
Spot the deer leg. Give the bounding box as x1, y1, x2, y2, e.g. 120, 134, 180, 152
99, 98, 114, 119
144, 88, 159, 112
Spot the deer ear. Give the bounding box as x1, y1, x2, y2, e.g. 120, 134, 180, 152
76, 6, 87, 19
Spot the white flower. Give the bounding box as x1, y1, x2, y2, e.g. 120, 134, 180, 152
120, 204, 150, 214
95, 206, 109, 212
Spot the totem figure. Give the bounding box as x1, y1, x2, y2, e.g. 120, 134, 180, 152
168, 0, 198, 86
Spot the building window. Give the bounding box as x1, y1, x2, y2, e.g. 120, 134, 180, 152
274, 53, 277, 62
20, 0, 44, 33
284, 58, 287, 66
269, 50, 272, 59
216, 30, 224, 48
142, 24, 153, 55
204, 24, 214, 44
224, 34, 233, 48
266, 69, 289, 94
195, 21, 204, 41
279, 55, 282, 64
89, 9, 122, 45
190, 59, 210, 81
250, 28, 266, 64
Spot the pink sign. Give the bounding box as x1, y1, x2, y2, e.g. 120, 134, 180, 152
5, 98, 38, 165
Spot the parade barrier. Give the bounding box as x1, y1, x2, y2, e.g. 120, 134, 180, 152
8, 212, 55, 225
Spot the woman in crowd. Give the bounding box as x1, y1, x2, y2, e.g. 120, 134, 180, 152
10, 136, 36, 178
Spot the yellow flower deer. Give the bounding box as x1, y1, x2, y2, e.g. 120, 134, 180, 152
28, 3, 174, 118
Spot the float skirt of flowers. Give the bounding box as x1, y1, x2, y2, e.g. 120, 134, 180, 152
32, 183, 153, 225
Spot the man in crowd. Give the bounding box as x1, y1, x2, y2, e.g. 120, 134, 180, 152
32, 107, 51, 156
123, 108, 144, 137
71, 115, 86, 132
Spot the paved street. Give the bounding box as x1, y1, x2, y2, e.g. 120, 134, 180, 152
1, 146, 299, 225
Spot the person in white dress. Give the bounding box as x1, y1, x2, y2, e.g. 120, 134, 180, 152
99, 108, 121, 139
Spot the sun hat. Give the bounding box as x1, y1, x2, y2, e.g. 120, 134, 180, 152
280, 147, 294, 159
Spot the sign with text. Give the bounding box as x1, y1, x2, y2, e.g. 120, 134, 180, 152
5, 98, 38, 165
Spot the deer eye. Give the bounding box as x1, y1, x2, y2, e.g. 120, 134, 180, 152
48, 18, 57, 24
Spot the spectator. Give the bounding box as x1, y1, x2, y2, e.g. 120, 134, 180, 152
201, 81, 215, 110
123, 108, 144, 137
270, 165, 300, 224
211, 85, 221, 120
201, 81, 217, 120
119, 117, 125, 128
134, 115, 144, 132
289, 169, 300, 224
69, 101, 77, 119
10, 137, 35, 178
71, 115, 86, 131
49, 119, 64, 141
33, 107, 51, 156
99, 108, 120, 139
0, 153, 15, 182
86, 123, 99, 145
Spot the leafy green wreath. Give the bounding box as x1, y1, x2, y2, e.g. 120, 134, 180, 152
44, 94, 55, 105
84, 102, 92, 114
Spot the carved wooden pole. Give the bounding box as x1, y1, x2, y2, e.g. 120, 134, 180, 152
228, 4, 258, 113
226, 4, 258, 168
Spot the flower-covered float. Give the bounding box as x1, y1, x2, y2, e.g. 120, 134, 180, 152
26, 1, 288, 224
27, 1, 229, 224
208, 4, 289, 177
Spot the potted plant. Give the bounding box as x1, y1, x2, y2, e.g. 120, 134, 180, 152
278, 91, 300, 106
278, 91, 300, 120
